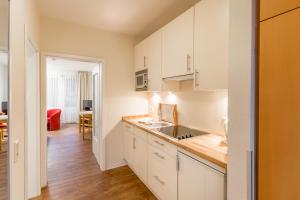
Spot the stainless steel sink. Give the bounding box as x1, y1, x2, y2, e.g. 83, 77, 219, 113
138, 121, 172, 129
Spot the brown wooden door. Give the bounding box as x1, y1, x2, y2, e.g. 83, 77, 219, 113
258, 8, 300, 200
260, 0, 300, 21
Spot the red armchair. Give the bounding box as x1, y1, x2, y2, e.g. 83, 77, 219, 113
47, 109, 61, 131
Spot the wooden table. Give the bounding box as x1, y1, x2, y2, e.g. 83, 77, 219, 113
0, 115, 8, 151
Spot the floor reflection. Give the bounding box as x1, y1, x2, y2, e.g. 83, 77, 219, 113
0, 149, 8, 200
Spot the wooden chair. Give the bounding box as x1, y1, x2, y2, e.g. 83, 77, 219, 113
82, 114, 93, 140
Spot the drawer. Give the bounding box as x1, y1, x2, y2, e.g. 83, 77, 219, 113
148, 144, 174, 170
148, 144, 177, 200
148, 134, 177, 157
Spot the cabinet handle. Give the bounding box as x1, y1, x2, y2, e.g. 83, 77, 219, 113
154, 176, 165, 185
187, 54, 191, 72
154, 152, 165, 160
176, 154, 180, 171
144, 56, 146, 67
154, 140, 164, 146
133, 137, 136, 149
194, 69, 200, 88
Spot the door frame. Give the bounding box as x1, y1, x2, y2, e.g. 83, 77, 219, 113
92, 70, 101, 165
40, 52, 106, 188
24, 29, 40, 199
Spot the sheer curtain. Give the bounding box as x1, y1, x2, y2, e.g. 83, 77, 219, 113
47, 71, 79, 123
79, 71, 92, 110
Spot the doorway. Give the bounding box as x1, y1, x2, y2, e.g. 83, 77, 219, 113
41, 55, 104, 194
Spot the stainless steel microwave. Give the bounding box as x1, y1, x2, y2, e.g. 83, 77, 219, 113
135, 69, 148, 91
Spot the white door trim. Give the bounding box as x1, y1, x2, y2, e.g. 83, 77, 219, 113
40, 52, 106, 187
24, 25, 41, 199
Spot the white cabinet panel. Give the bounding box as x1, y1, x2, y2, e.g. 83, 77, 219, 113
134, 133, 148, 184
178, 152, 225, 200
134, 40, 148, 72
162, 7, 194, 78
123, 123, 134, 168
146, 30, 162, 91
123, 123, 148, 184
194, 0, 229, 90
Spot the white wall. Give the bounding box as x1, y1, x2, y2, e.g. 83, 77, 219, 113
148, 80, 228, 135
0, 5, 8, 48
9, 0, 26, 199
227, 0, 256, 200
39, 17, 149, 178
8, 0, 41, 199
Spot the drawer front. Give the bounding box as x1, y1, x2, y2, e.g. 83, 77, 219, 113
148, 145, 177, 200
148, 134, 177, 157
148, 144, 173, 169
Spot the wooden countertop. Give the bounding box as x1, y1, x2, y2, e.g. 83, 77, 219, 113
122, 115, 228, 170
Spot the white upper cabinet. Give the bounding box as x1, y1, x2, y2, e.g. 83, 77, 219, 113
147, 30, 180, 91
162, 7, 194, 79
194, 0, 229, 90
134, 39, 148, 72
146, 30, 163, 91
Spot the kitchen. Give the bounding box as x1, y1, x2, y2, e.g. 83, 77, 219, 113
123, 0, 229, 199
4, 0, 259, 199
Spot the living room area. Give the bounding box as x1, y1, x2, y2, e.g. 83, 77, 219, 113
46, 56, 99, 136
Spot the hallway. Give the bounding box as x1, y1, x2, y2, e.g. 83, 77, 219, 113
34, 124, 156, 200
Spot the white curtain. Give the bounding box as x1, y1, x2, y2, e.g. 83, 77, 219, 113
79, 71, 93, 110
47, 71, 79, 123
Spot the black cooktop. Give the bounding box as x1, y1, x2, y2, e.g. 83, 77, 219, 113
155, 125, 208, 140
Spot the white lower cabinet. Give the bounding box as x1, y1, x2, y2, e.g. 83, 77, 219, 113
123, 124, 134, 168
123, 124, 147, 184
133, 129, 148, 184
178, 152, 226, 200
123, 123, 226, 200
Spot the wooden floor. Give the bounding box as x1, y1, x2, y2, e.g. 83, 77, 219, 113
34, 123, 156, 200
0, 141, 8, 200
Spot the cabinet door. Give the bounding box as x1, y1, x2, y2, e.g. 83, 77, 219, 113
258, 9, 300, 200
123, 124, 134, 167
147, 30, 163, 91
134, 40, 148, 72
162, 7, 194, 78
178, 152, 225, 200
134, 135, 148, 184
260, 0, 300, 21
194, 0, 228, 90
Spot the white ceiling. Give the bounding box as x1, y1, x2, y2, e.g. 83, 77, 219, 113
37, 0, 200, 38
47, 57, 99, 72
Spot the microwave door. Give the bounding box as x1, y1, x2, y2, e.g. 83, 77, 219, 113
136, 74, 144, 89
